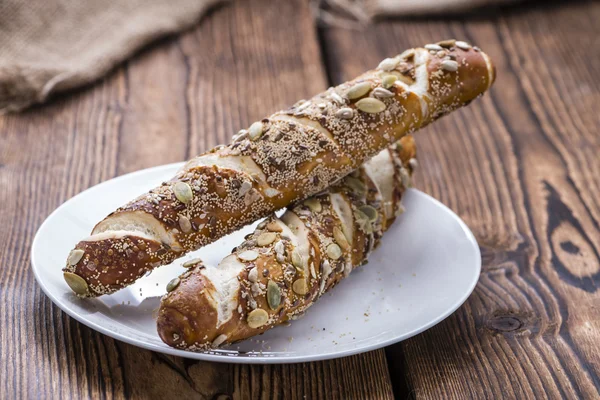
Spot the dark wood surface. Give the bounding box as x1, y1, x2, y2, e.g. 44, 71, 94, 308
1, 0, 598, 398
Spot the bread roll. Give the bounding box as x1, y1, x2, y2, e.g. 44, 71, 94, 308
63, 39, 494, 297
156, 135, 417, 350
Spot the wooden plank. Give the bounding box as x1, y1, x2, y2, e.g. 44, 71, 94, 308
322, 1, 600, 399
0, 0, 396, 398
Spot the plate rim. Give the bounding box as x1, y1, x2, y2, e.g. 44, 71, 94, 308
31, 163, 481, 364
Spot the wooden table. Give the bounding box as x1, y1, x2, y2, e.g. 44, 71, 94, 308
1, 0, 599, 398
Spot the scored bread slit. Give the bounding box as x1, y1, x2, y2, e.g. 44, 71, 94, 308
202, 255, 244, 327
328, 193, 354, 246
181, 153, 266, 182
271, 114, 336, 142
363, 149, 395, 222
90, 210, 178, 248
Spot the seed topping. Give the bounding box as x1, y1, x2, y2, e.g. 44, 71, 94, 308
425, 44, 443, 51
64, 272, 89, 295
347, 82, 372, 100
441, 60, 459, 72
455, 41, 472, 50
326, 243, 342, 260
247, 309, 268, 328
381, 74, 397, 89
267, 280, 281, 309
356, 98, 386, 113
238, 250, 259, 261
335, 107, 354, 120
178, 215, 192, 233
174, 182, 193, 204
248, 121, 264, 141
257, 232, 277, 246
67, 249, 85, 266
372, 87, 394, 99
378, 57, 399, 71
166, 277, 180, 292
292, 278, 308, 295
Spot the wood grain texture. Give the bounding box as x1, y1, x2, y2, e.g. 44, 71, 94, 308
2, 0, 599, 398
322, 1, 600, 398
0, 0, 394, 398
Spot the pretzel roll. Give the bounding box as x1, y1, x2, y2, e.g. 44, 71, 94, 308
63, 40, 494, 297
157, 136, 417, 350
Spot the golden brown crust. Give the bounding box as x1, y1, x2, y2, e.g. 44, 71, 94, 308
63, 40, 494, 297
157, 136, 417, 350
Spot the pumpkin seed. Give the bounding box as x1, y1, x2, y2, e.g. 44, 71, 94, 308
356, 98, 386, 114
378, 57, 399, 71
372, 87, 394, 99
425, 44, 443, 51
335, 107, 354, 120
292, 249, 305, 271
238, 250, 259, 261
178, 215, 192, 233
211, 334, 227, 348
63, 272, 88, 296
248, 121, 264, 141
292, 278, 308, 295
248, 267, 258, 283
409, 158, 418, 169
333, 227, 350, 251
267, 280, 281, 309
381, 74, 397, 89
359, 205, 378, 222
183, 258, 202, 268
304, 198, 322, 212
166, 277, 180, 292
174, 182, 193, 204
67, 249, 85, 266
257, 232, 277, 246
455, 40, 471, 50
345, 176, 366, 196
437, 39, 456, 48
267, 221, 283, 232
347, 82, 372, 100
297, 101, 311, 111
326, 243, 342, 260
441, 60, 459, 72
247, 309, 269, 328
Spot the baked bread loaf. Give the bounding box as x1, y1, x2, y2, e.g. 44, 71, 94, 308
63, 39, 495, 297
156, 135, 417, 350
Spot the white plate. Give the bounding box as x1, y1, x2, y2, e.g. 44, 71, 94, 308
31, 163, 481, 364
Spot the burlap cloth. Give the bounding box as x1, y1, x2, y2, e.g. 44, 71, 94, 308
0, 0, 516, 113
0, 0, 224, 113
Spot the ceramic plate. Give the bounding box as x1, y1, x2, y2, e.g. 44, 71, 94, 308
31, 163, 481, 364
